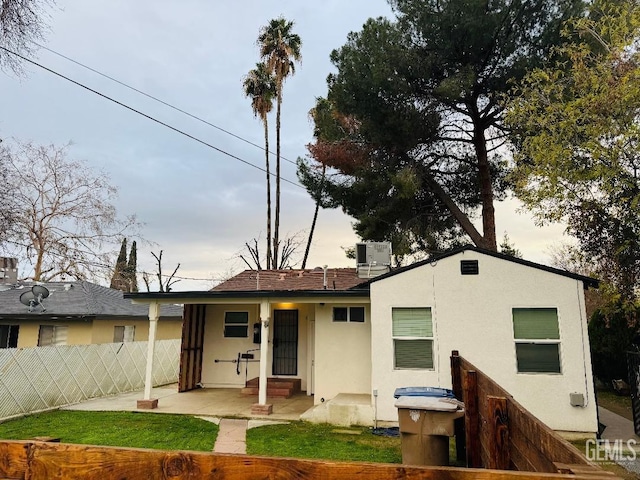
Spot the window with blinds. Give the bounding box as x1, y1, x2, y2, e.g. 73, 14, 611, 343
392, 307, 433, 369
38, 325, 68, 346
114, 325, 135, 343
512, 308, 561, 373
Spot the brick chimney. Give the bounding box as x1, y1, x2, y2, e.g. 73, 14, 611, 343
0, 257, 18, 284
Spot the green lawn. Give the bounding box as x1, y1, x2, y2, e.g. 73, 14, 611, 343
0, 411, 218, 451
569, 439, 639, 480
597, 390, 633, 421
246, 422, 402, 463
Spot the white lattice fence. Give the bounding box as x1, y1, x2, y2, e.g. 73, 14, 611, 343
0, 340, 180, 420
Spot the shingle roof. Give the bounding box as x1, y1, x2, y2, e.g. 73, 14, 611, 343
126, 246, 599, 303
0, 281, 183, 319
212, 268, 365, 292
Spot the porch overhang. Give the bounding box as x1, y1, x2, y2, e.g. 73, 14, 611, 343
124, 289, 370, 304
125, 290, 370, 416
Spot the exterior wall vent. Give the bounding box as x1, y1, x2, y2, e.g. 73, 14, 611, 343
460, 260, 479, 275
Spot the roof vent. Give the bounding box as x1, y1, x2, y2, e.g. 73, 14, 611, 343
460, 260, 479, 275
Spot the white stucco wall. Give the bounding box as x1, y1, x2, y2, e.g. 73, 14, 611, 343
201, 303, 262, 388
370, 250, 597, 434
313, 303, 372, 404
200, 302, 313, 391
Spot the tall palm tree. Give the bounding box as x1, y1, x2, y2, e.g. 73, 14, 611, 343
243, 63, 276, 269
258, 17, 301, 269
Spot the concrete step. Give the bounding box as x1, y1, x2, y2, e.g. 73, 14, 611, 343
300, 393, 374, 427
245, 377, 301, 393
240, 386, 294, 398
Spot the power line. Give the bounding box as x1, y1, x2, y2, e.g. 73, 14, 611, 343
7, 242, 229, 284
35, 43, 299, 166
0, 47, 305, 190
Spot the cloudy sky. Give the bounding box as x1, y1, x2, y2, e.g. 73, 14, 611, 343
0, 0, 566, 290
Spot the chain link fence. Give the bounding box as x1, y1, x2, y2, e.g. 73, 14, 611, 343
0, 340, 180, 420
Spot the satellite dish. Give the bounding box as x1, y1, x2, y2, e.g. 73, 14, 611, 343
19, 285, 49, 312
19, 291, 35, 306
32, 285, 50, 299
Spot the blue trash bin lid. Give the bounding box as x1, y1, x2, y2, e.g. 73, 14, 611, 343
393, 386, 455, 399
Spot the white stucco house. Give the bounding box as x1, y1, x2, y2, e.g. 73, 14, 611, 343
126, 245, 599, 435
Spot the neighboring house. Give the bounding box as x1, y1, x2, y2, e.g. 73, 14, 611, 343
0, 281, 183, 348
125, 245, 599, 435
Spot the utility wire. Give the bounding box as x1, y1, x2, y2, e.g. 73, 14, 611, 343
1, 47, 304, 190
35, 43, 298, 166
14, 246, 229, 282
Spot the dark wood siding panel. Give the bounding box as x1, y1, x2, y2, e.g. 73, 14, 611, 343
178, 304, 206, 392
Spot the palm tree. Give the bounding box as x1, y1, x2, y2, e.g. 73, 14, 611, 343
258, 17, 302, 269
243, 63, 276, 269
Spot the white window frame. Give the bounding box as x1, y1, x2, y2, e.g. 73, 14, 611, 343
223, 311, 250, 338
392, 307, 434, 370
332, 306, 365, 323
512, 307, 562, 374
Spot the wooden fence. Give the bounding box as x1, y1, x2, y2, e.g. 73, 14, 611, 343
0, 440, 618, 479
450, 351, 610, 476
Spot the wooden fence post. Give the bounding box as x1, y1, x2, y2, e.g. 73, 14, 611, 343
487, 396, 510, 470
451, 350, 466, 463
463, 369, 481, 468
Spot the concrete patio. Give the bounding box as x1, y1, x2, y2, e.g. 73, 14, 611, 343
62, 384, 315, 421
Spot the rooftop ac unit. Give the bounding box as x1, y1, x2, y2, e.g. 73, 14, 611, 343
356, 242, 392, 266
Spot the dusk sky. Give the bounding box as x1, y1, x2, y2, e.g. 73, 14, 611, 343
0, 0, 566, 290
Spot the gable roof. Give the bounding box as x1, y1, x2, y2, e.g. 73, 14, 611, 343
212, 268, 366, 292
0, 281, 183, 320
366, 245, 600, 289
124, 246, 598, 303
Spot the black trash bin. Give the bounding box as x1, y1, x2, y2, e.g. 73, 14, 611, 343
394, 387, 463, 466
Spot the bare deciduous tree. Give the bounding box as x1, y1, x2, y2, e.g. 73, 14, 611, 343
0, 140, 140, 281
237, 232, 303, 271
143, 250, 180, 292
0, 0, 55, 74
0, 141, 17, 243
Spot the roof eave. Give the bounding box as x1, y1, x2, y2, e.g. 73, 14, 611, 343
125, 288, 371, 301
365, 245, 600, 289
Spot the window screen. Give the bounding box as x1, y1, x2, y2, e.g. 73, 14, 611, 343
333, 307, 348, 322
392, 308, 433, 369
114, 325, 135, 343
513, 308, 561, 373
38, 325, 68, 346
224, 311, 249, 338
333, 306, 365, 322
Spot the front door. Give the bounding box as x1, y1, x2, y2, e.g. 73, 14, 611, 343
272, 309, 298, 376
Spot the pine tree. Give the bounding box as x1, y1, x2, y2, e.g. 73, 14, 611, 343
127, 240, 138, 292
110, 238, 127, 291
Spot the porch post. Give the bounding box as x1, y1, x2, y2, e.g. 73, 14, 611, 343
138, 302, 160, 409
252, 299, 273, 415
